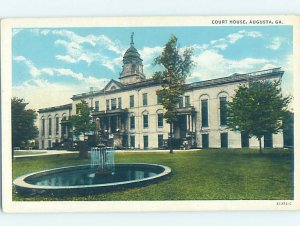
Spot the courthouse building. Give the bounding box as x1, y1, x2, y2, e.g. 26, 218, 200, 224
38, 36, 284, 150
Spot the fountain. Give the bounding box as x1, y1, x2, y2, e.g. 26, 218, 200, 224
90, 147, 115, 173
13, 147, 171, 196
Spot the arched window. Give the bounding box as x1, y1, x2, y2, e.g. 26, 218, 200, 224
200, 94, 210, 128
55, 114, 59, 135
48, 115, 52, 136
132, 64, 136, 73
61, 113, 67, 136
218, 91, 229, 127
41, 116, 45, 136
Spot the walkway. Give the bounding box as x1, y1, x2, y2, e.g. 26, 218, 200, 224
14, 148, 198, 158
14, 150, 79, 158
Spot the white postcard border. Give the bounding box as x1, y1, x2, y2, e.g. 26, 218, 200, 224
1, 15, 299, 212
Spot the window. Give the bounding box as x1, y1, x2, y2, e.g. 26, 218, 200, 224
185, 96, 190, 107
201, 99, 208, 127
143, 93, 148, 106
158, 113, 164, 128
111, 98, 116, 110
143, 135, 149, 149
241, 131, 249, 148
264, 132, 273, 148
130, 135, 135, 148
158, 134, 164, 149
202, 134, 209, 148
118, 97, 122, 109
221, 132, 228, 148
48, 118, 52, 136
178, 96, 183, 108
130, 95, 134, 108
95, 101, 99, 111
106, 99, 110, 110
132, 64, 136, 73
157, 94, 163, 105
48, 140, 52, 149
62, 124, 66, 136
130, 116, 135, 129
143, 114, 149, 128
220, 97, 227, 126
42, 140, 45, 149
42, 118, 45, 136
55, 116, 59, 135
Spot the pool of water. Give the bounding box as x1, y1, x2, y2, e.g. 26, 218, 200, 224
14, 163, 171, 196
25, 165, 162, 187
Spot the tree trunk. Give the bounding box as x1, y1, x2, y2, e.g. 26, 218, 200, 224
169, 122, 174, 154
78, 140, 89, 159
258, 137, 262, 154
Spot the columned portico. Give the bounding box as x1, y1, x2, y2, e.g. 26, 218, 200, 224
173, 106, 197, 148
92, 109, 129, 148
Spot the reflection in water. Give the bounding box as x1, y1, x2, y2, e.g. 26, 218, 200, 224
26, 166, 159, 187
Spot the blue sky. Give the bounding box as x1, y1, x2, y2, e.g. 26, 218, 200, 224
12, 26, 293, 110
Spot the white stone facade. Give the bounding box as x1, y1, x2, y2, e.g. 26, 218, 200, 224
38, 39, 284, 150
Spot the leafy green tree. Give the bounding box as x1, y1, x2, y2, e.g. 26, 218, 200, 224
153, 35, 194, 153
11, 97, 39, 154
227, 80, 290, 153
69, 100, 95, 159
282, 111, 294, 147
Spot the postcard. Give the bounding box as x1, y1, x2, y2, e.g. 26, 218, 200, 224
1, 16, 299, 212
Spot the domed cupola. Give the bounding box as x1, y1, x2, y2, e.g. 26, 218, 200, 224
119, 32, 145, 84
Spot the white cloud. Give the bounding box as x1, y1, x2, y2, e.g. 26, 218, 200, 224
13, 76, 109, 111
55, 55, 77, 63
52, 31, 125, 71
247, 31, 262, 38
13, 55, 112, 88
138, 46, 164, 77
198, 30, 263, 52
25, 28, 126, 71
227, 30, 245, 43
214, 43, 228, 50
13, 56, 41, 77
260, 64, 279, 71
266, 37, 283, 50
226, 30, 262, 44
13, 79, 75, 110
189, 50, 274, 82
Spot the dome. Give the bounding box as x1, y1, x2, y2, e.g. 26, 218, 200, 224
123, 46, 142, 63
122, 32, 143, 64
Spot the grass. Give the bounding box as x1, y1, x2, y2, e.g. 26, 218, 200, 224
12, 148, 293, 201
14, 151, 47, 156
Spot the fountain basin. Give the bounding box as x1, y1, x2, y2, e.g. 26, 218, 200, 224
13, 163, 171, 196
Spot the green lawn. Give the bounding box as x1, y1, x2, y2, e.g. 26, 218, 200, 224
12, 148, 293, 201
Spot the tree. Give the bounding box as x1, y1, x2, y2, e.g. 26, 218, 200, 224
282, 111, 294, 148
227, 80, 290, 153
69, 100, 95, 159
153, 35, 194, 153
11, 97, 39, 154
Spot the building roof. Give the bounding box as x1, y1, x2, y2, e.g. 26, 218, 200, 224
71, 67, 284, 100
38, 103, 72, 113
187, 67, 283, 90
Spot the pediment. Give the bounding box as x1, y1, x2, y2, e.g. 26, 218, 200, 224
103, 79, 123, 92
